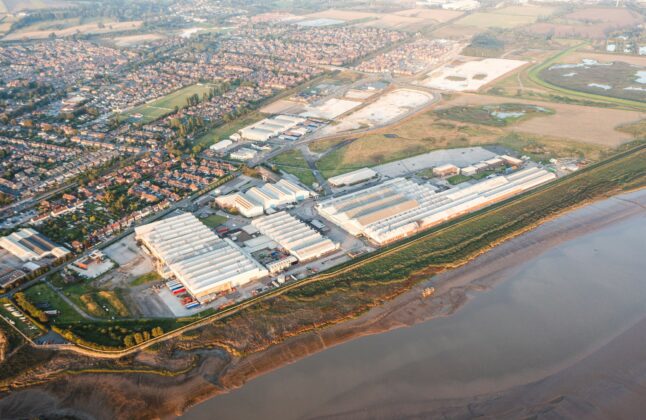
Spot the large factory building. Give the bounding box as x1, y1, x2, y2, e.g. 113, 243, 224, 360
251, 212, 339, 261
0, 228, 71, 262
135, 213, 268, 302
215, 178, 312, 217
317, 167, 555, 245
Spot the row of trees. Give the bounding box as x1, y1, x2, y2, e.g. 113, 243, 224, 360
123, 326, 164, 347
14, 292, 48, 323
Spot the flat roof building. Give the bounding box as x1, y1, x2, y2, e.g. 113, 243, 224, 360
0, 228, 70, 262
215, 178, 312, 217
433, 164, 460, 177
252, 211, 339, 261
239, 115, 307, 142
135, 213, 268, 301
317, 167, 556, 245
328, 168, 378, 187
229, 147, 258, 161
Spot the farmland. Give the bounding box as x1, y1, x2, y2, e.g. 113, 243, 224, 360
122, 83, 221, 124
454, 12, 537, 29
3, 19, 142, 41
523, 7, 643, 39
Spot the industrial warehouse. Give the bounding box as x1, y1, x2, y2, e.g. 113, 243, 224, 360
135, 213, 268, 302
239, 115, 309, 142
0, 228, 71, 262
316, 167, 556, 245
215, 178, 313, 217
251, 211, 339, 262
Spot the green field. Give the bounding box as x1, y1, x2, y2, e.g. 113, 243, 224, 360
131, 271, 162, 286
123, 83, 220, 123
60, 281, 130, 319
271, 149, 317, 187
199, 214, 228, 228
22, 283, 84, 324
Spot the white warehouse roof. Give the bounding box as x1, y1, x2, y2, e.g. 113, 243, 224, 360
317, 167, 556, 245
135, 213, 268, 300
0, 228, 70, 262
210, 139, 233, 151
328, 167, 378, 187
216, 178, 312, 217
239, 115, 306, 141
252, 211, 338, 261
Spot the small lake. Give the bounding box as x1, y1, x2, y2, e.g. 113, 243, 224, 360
184, 194, 646, 420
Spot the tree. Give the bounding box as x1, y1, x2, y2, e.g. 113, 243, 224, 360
124, 334, 135, 347
151, 326, 164, 337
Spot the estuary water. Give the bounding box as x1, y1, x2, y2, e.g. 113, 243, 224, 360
184, 192, 646, 420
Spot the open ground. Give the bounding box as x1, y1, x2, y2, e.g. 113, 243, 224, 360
300, 9, 447, 32
315, 89, 433, 138
3, 20, 143, 41
437, 93, 645, 146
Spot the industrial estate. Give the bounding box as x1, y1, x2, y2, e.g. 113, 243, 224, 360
0, 0, 644, 417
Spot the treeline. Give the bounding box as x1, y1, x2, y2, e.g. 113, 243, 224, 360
123, 327, 164, 347
10, 0, 172, 32
52, 324, 165, 350
463, 34, 504, 58
14, 292, 48, 323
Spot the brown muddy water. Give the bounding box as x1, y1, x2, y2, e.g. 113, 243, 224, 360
183, 191, 646, 420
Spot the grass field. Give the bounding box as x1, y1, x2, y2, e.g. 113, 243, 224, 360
199, 214, 228, 228
271, 149, 317, 187
22, 283, 83, 324
123, 83, 221, 124
3, 19, 142, 41
131, 271, 162, 286
61, 281, 130, 319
